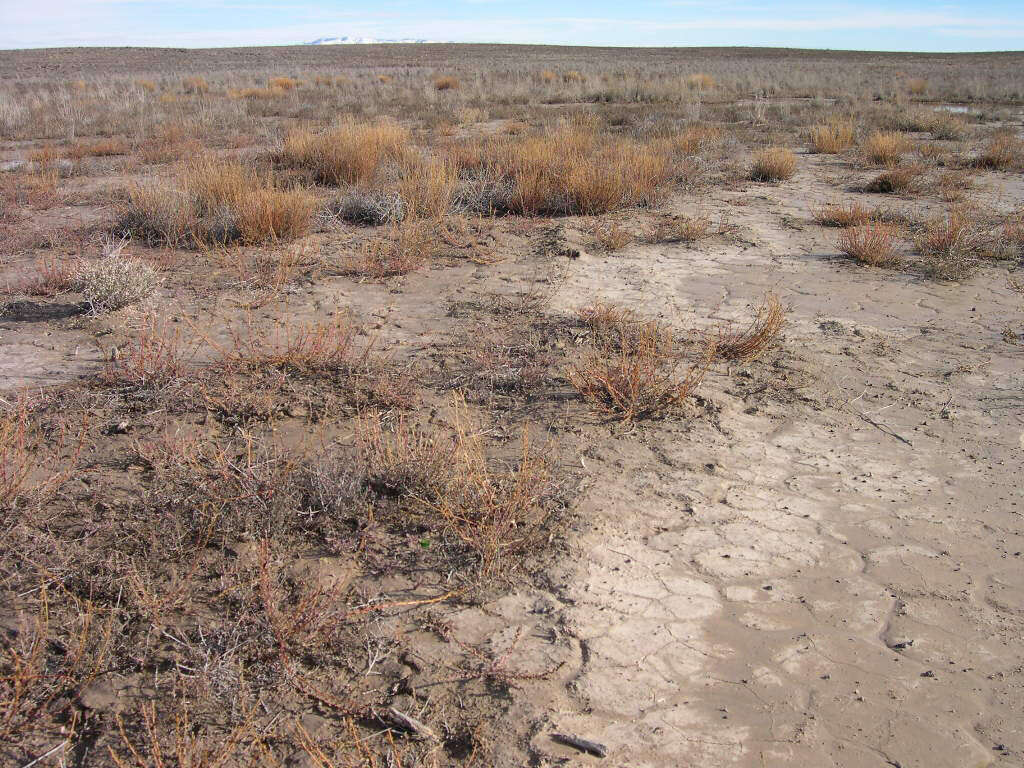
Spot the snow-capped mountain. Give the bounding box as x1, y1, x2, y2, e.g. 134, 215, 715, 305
305, 36, 434, 45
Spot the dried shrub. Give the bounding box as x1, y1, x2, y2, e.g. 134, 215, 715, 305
862, 131, 910, 166
461, 121, 672, 215
344, 219, 437, 278
670, 124, 722, 155
930, 112, 969, 141
974, 132, 1023, 171
358, 395, 558, 574
813, 201, 873, 227
906, 77, 928, 96
655, 213, 712, 243
715, 293, 785, 362
99, 316, 189, 392
121, 158, 316, 247
396, 154, 457, 219
568, 315, 716, 420
268, 76, 299, 90
75, 239, 162, 315
434, 76, 460, 91
281, 119, 409, 186
865, 164, 925, 194
0, 403, 32, 510
749, 147, 796, 182
915, 207, 985, 281
591, 219, 631, 251
64, 138, 131, 159
19, 254, 84, 296
181, 76, 210, 95
330, 189, 406, 226
686, 73, 716, 90
838, 222, 899, 267
809, 118, 855, 154
562, 70, 584, 84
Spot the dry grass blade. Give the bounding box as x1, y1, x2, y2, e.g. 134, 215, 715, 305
716, 293, 785, 362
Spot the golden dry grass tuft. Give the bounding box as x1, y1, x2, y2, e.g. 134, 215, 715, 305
591, 219, 632, 251
906, 77, 928, 96
281, 118, 410, 186
434, 75, 461, 91
813, 201, 873, 227
862, 130, 911, 166
268, 76, 299, 90
865, 164, 926, 194
974, 132, 1023, 171
915, 206, 986, 280
343, 218, 438, 278
569, 310, 716, 420
715, 293, 786, 362
181, 76, 210, 95
466, 121, 672, 215
121, 157, 316, 247
686, 72, 716, 90
749, 147, 796, 182
809, 118, 855, 154
838, 222, 899, 266
655, 213, 712, 243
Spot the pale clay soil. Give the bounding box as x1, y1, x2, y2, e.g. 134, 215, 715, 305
2, 150, 1023, 766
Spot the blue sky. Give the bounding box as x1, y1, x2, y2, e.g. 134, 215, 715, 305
3, 0, 1022, 50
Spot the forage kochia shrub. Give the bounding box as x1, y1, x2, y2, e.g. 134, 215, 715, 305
75, 252, 161, 314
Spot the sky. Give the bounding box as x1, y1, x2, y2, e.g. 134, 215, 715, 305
2, 0, 1023, 51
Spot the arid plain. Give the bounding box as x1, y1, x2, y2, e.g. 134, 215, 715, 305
1, 44, 1023, 767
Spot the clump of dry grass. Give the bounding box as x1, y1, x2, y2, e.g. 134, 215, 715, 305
915, 207, 985, 280
343, 219, 438, 278
838, 222, 899, 266
809, 118, 855, 154
539, 70, 557, 84
562, 70, 584, 84
715, 293, 785, 362
268, 76, 299, 90
135, 78, 157, 92
99, 316, 189, 391
120, 158, 316, 247
434, 76, 460, 91
749, 147, 796, 182
862, 131, 911, 166
0, 402, 32, 510
686, 73, 716, 90
906, 77, 928, 96
655, 213, 712, 243
281, 119, 410, 186
461, 121, 672, 215
181, 76, 210, 95
64, 138, 131, 159
974, 132, 1023, 171
591, 219, 631, 251
929, 111, 969, 141
357, 395, 558, 575
865, 164, 926, 194
569, 310, 716, 420
397, 154, 457, 219
813, 201, 873, 227
670, 124, 722, 155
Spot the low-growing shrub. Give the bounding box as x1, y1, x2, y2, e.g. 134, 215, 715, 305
838, 222, 899, 266
434, 76, 460, 91
281, 119, 410, 186
750, 147, 796, 182
813, 201, 873, 227
331, 189, 406, 225
809, 118, 855, 154
75, 250, 162, 315
343, 219, 437, 278
655, 213, 712, 243
862, 131, 910, 166
916, 207, 985, 280
974, 132, 1023, 171
121, 159, 316, 247
715, 292, 785, 362
865, 164, 925, 194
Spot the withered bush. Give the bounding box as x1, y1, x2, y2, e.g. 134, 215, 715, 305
281, 119, 409, 186
809, 118, 855, 154
974, 132, 1023, 171
749, 147, 796, 182
862, 131, 910, 166
865, 164, 926, 194
813, 201, 873, 227
120, 158, 316, 247
568, 311, 716, 420
715, 293, 785, 362
915, 207, 986, 280
838, 222, 899, 266
342, 218, 438, 278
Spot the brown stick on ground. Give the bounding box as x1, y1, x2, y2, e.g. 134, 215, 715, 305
385, 707, 439, 741
552, 732, 608, 757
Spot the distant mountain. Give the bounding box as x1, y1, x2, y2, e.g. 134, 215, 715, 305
305, 36, 435, 45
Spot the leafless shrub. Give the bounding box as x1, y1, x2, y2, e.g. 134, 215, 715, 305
916, 207, 986, 280
749, 147, 796, 182
715, 293, 785, 362
75, 239, 161, 315
865, 164, 926, 194
838, 222, 900, 267
331, 189, 406, 226
974, 132, 1023, 171
342, 218, 438, 278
